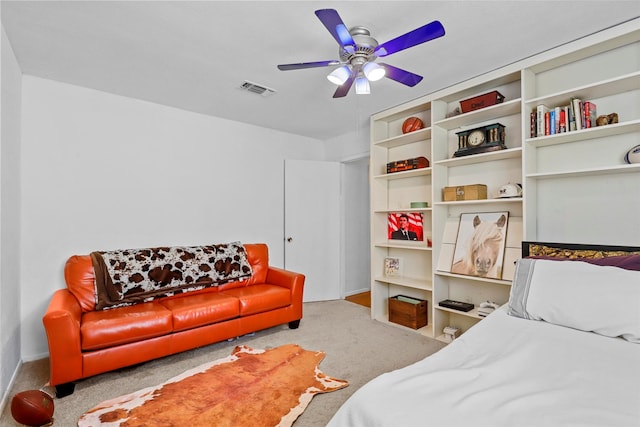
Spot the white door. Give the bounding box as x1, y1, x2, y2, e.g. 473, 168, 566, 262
284, 159, 341, 302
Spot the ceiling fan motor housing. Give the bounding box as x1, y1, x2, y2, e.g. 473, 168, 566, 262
340, 26, 379, 67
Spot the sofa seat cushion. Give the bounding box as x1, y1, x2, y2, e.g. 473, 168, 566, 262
159, 293, 240, 332
81, 303, 172, 351
221, 284, 291, 316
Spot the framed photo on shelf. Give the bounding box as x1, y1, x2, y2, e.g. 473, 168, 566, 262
451, 211, 509, 279
384, 257, 402, 277
388, 212, 424, 241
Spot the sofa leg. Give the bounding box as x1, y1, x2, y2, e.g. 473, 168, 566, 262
55, 382, 75, 398
288, 320, 301, 329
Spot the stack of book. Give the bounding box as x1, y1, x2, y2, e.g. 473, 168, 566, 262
531, 97, 597, 138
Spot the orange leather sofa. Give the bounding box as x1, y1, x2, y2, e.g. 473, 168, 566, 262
42, 243, 305, 397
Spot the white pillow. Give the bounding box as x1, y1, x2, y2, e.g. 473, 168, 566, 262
508, 258, 640, 343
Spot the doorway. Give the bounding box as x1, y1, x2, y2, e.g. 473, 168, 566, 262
342, 156, 370, 298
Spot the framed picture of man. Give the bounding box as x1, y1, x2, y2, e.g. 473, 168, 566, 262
388, 212, 424, 241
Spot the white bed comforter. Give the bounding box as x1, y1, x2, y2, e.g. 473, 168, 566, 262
328, 307, 640, 427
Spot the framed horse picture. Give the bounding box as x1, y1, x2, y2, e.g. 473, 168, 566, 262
451, 211, 509, 279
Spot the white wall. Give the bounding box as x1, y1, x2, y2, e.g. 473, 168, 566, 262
1, 25, 23, 402
324, 127, 369, 162
20, 76, 325, 358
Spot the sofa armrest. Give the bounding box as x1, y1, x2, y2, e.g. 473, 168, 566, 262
42, 289, 83, 386
266, 267, 305, 303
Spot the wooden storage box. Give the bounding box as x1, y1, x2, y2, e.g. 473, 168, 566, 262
443, 184, 487, 201
460, 90, 505, 113
388, 295, 428, 329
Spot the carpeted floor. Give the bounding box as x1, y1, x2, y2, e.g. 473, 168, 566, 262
1, 300, 445, 426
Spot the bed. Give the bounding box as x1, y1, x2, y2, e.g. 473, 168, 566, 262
328, 241, 640, 427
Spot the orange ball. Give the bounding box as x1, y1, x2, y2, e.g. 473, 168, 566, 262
402, 117, 424, 134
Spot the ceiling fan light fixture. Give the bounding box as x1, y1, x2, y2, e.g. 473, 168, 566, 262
327, 65, 352, 85
363, 62, 385, 81
355, 76, 370, 95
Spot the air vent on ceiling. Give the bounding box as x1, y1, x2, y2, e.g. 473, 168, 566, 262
239, 81, 276, 97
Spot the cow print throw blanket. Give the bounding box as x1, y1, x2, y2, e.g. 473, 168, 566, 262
90, 242, 252, 310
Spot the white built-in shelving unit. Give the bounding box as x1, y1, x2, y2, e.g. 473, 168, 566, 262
369, 18, 640, 342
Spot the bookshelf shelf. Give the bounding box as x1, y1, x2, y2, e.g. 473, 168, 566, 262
374, 127, 432, 148
434, 98, 521, 131
433, 147, 522, 167
434, 305, 482, 320
525, 119, 640, 147
373, 167, 432, 180
374, 208, 432, 214
432, 198, 522, 207
526, 163, 640, 180
374, 242, 432, 251
374, 276, 433, 291
434, 271, 513, 286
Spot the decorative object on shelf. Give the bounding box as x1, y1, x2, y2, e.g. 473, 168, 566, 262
442, 184, 487, 201
438, 299, 474, 312
451, 212, 509, 279
596, 112, 619, 126
478, 301, 500, 317
445, 107, 461, 118
497, 183, 523, 198
442, 326, 461, 342
624, 144, 640, 164
425, 230, 433, 248
402, 117, 424, 134
386, 156, 429, 173
410, 201, 429, 208
454, 123, 506, 157
388, 212, 424, 241
459, 90, 505, 113
383, 257, 402, 276
389, 295, 428, 329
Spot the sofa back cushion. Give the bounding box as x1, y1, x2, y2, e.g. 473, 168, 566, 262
65, 255, 97, 312
65, 243, 269, 312
219, 243, 269, 291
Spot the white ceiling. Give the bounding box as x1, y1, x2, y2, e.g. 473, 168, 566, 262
2, 1, 639, 140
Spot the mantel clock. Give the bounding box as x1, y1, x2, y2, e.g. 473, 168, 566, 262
454, 123, 506, 157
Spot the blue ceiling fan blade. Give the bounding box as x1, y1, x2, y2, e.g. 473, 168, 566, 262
278, 60, 340, 71
375, 20, 445, 57
333, 73, 356, 98
315, 9, 356, 52
380, 63, 423, 87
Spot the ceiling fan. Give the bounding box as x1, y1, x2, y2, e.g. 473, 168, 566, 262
277, 9, 445, 98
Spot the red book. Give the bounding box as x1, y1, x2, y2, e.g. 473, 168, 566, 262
545, 112, 550, 135
559, 110, 566, 133
584, 101, 597, 128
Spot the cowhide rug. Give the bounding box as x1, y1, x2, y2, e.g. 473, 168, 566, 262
77, 344, 348, 427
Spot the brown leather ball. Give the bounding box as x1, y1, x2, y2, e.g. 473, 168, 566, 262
402, 117, 424, 134
11, 390, 54, 426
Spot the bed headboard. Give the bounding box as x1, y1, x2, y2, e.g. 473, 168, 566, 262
522, 241, 640, 258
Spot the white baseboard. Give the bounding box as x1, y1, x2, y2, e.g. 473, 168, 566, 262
0, 359, 22, 417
